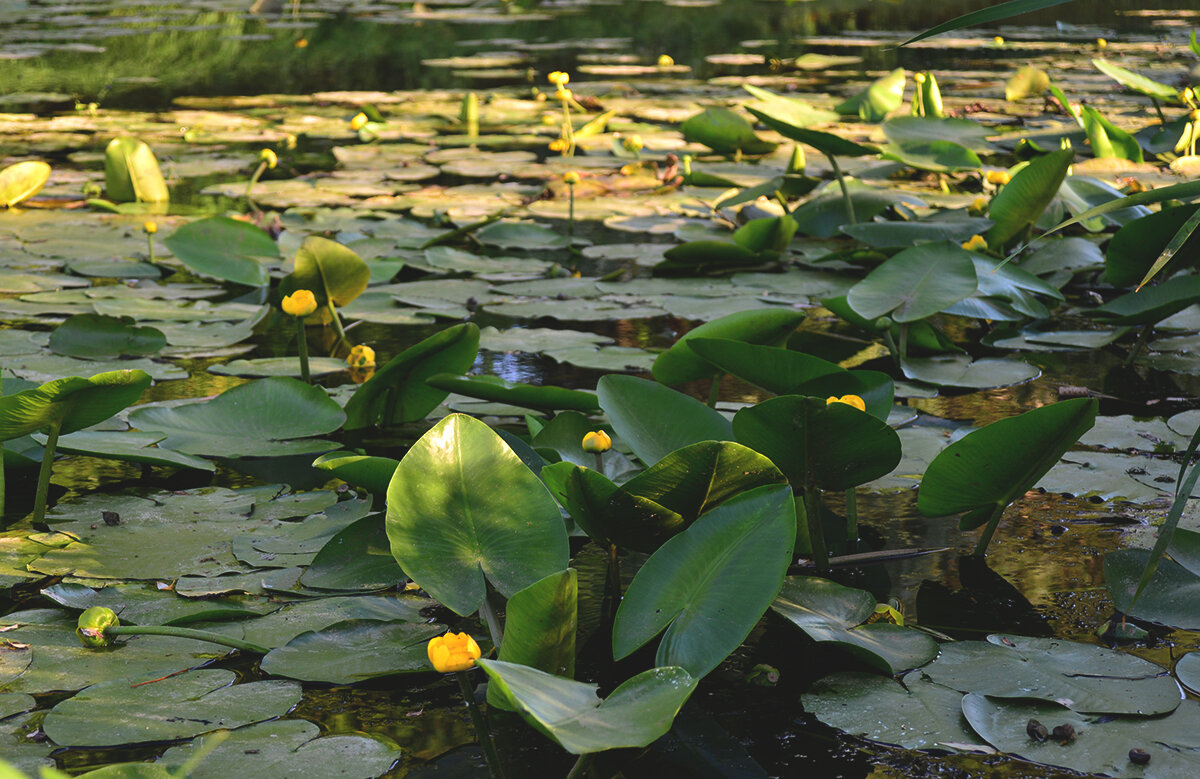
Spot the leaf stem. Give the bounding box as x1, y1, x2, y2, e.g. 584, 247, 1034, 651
972, 502, 1008, 557
567, 183, 576, 237
245, 161, 268, 208
805, 488, 829, 573
565, 754, 592, 779
827, 154, 856, 225
32, 415, 63, 525
1124, 323, 1153, 367
707, 373, 723, 408
456, 669, 506, 779
107, 625, 270, 654
480, 591, 504, 650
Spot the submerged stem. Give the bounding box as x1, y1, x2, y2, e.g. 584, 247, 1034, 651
295, 317, 311, 383
456, 670, 506, 779
972, 502, 1009, 557
565, 754, 592, 779
844, 488, 858, 545
1124, 323, 1154, 367
32, 416, 63, 526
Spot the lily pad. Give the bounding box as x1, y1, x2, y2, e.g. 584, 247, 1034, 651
261, 620, 445, 683
901, 356, 1040, 389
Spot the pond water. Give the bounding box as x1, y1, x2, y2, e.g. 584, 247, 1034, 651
3, 0, 1200, 776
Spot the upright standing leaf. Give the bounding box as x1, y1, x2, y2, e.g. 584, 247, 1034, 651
104, 137, 168, 203
652, 309, 805, 386
0, 370, 152, 440
835, 69, 905, 122
597, 375, 733, 466
0, 161, 51, 208
386, 414, 568, 615
613, 484, 796, 677
985, 149, 1074, 250
280, 236, 369, 308
846, 242, 978, 322
488, 569, 577, 709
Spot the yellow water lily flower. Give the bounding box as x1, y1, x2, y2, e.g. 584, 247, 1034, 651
427, 632, 482, 673
142, 221, 158, 234
281, 289, 318, 317
969, 196, 989, 214
914, 72, 926, 85
1096, 38, 1107, 49
547, 70, 569, 87
993, 36, 1005, 46
657, 54, 674, 67
350, 112, 369, 130
347, 344, 376, 368
826, 394, 866, 412
582, 430, 612, 453
961, 234, 989, 252
260, 148, 278, 169
548, 138, 569, 153
985, 170, 1010, 186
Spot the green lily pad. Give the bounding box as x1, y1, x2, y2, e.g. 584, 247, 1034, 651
209, 357, 347, 378
43, 669, 301, 747
261, 620, 445, 683
901, 356, 1040, 389
163, 216, 279, 287
41, 582, 269, 626
301, 515, 406, 592
158, 720, 403, 779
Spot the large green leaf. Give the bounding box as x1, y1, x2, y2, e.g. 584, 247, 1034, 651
0, 161, 51, 208
128, 377, 345, 458
743, 84, 840, 128
733, 395, 902, 491
311, 452, 398, 499
343, 323, 479, 429
900, 0, 1077, 46
846, 241, 977, 322
385, 413, 568, 615
541, 462, 683, 551
477, 660, 697, 754
881, 140, 981, 173
985, 149, 1074, 249
426, 373, 599, 412
651, 309, 805, 385
835, 68, 905, 123
596, 375, 733, 466
1093, 58, 1181, 102
488, 569, 577, 709
279, 236, 369, 308
44, 670, 299, 747
685, 339, 844, 394
1088, 275, 1200, 326
680, 107, 777, 155
104, 137, 168, 203
771, 577, 939, 673
163, 216, 279, 287
917, 398, 1097, 523
0, 369, 151, 440
744, 106, 880, 158
300, 515, 406, 592
882, 117, 994, 153
1081, 105, 1143, 162
612, 484, 795, 676
49, 314, 165, 360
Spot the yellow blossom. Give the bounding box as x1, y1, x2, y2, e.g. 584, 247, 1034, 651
826, 394, 866, 412
1096, 38, 1107, 49
541, 113, 559, 125
350, 112, 369, 130
547, 70, 569, 87
993, 36, 1004, 46
969, 196, 989, 214
563, 171, 581, 185
582, 430, 612, 453
622, 134, 644, 153
427, 632, 482, 672
985, 170, 1010, 186
143, 221, 158, 234
260, 148, 277, 169
281, 289, 318, 317
914, 72, 926, 84
657, 54, 674, 67
347, 344, 376, 368
295, 37, 308, 48
548, 138, 569, 152
962, 234, 989, 252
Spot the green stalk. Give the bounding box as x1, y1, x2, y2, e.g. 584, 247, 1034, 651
325, 299, 349, 348
107, 625, 270, 654
567, 183, 576, 236
1150, 97, 1166, 127
146, 232, 156, 263
456, 670, 506, 779
245, 160, 268, 206
479, 591, 504, 650
804, 488, 829, 573
1124, 323, 1154, 367
32, 416, 63, 525
565, 754, 592, 779
606, 543, 622, 619
707, 373, 723, 408
972, 502, 1009, 557
898, 322, 909, 365
0, 369, 5, 523
844, 488, 857, 545
559, 93, 575, 157
827, 154, 856, 225
295, 317, 311, 383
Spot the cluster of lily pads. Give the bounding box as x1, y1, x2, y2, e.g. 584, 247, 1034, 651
3, 2, 1200, 777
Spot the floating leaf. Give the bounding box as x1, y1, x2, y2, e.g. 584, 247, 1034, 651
164, 216, 279, 287
426, 373, 600, 413
48, 315, 165, 360
261, 620, 444, 683
680, 107, 777, 155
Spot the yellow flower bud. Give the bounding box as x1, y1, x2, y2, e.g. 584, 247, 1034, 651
657, 54, 674, 67
557, 88, 573, 101
350, 112, 369, 131
282, 289, 318, 317
622, 134, 644, 153
1096, 38, 1107, 49
914, 72, 927, 84
427, 632, 482, 673
993, 36, 1004, 46
541, 113, 559, 125
563, 171, 581, 185
283, 133, 298, 150
548, 138, 569, 152
347, 344, 376, 368
76, 606, 120, 648
985, 170, 1010, 186
1184, 87, 1196, 103
961, 234, 989, 252
143, 221, 158, 234
582, 430, 612, 453
548, 70, 569, 87
969, 196, 989, 214
260, 148, 277, 169
825, 394, 866, 412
